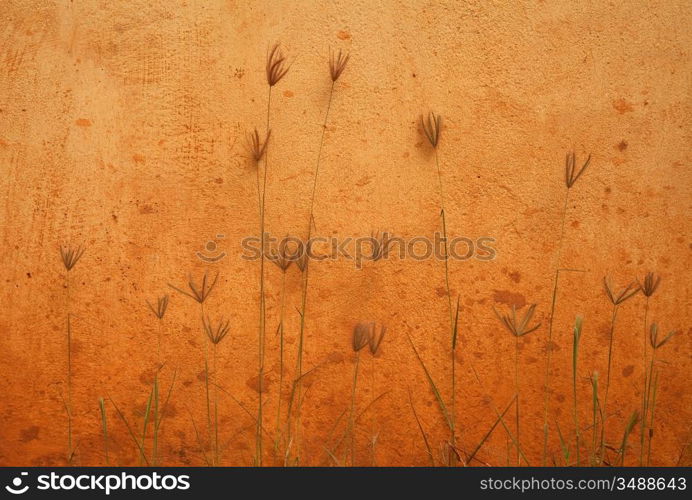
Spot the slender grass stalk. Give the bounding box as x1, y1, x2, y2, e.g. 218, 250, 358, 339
589, 372, 601, 465
255, 84, 271, 467
66, 300, 73, 464
347, 351, 361, 466
203, 315, 230, 466
602, 304, 618, 422
618, 410, 639, 466
408, 388, 435, 466
514, 333, 519, 465
110, 396, 150, 466
152, 374, 159, 465
494, 304, 541, 466
168, 271, 218, 463
572, 315, 583, 466
253, 42, 289, 465
639, 295, 649, 465
642, 322, 677, 466
421, 111, 459, 464
99, 397, 109, 465
322, 391, 388, 466
273, 268, 288, 458
469, 363, 530, 465
213, 343, 219, 465
201, 304, 212, 457
637, 272, 660, 465
542, 189, 569, 465
542, 152, 591, 465
646, 371, 659, 466
59, 245, 85, 465
556, 420, 571, 465
343, 322, 380, 466
154, 369, 177, 466
467, 395, 515, 465
289, 50, 348, 463
140, 384, 153, 465
600, 277, 640, 462
405, 332, 453, 431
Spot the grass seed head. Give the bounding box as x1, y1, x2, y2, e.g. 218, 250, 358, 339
147, 295, 169, 320
493, 303, 541, 337
329, 48, 350, 82
168, 271, 219, 304
60, 245, 85, 271
247, 128, 271, 163
352, 322, 373, 352
421, 112, 442, 148
203, 316, 231, 345
266, 43, 289, 87
648, 323, 678, 350
638, 272, 661, 298
369, 324, 386, 355
565, 151, 592, 188
603, 277, 640, 305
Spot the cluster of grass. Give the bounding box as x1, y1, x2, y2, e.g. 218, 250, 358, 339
53, 46, 684, 468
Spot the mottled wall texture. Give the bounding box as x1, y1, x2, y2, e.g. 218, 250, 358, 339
0, 0, 690, 467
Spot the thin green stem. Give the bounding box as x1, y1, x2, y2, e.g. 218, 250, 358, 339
66, 272, 73, 465
348, 351, 361, 466
600, 304, 619, 461
256, 85, 272, 466
435, 149, 457, 464
274, 271, 287, 458
542, 188, 570, 465
288, 81, 335, 462
639, 296, 649, 465
515, 334, 520, 466
213, 343, 219, 466
152, 373, 159, 465
646, 369, 659, 466
572, 322, 580, 466
99, 397, 109, 465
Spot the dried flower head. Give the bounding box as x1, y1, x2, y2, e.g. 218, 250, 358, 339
60, 245, 85, 271
603, 277, 640, 306
421, 112, 442, 148
648, 323, 677, 350
268, 237, 303, 272
266, 43, 289, 87
368, 324, 386, 355
247, 128, 271, 163
203, 316, 231, 345
565, 151, 591, 188
368, 230, 394, 262
329, 48, 350, 82
294, 240, 312, 273
352, 322, 372, 352
147, 295, 169, 320
638, 272, 661, 298
493, 303, 541, 337
168, 271, 219, 304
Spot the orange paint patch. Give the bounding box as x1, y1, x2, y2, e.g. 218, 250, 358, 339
492, 289, 526, 308
337, 30, 351, 40
75, 118, 92, 127
613, 98, 634, 114
132, 153, 146, 164
283, 90, 294, 98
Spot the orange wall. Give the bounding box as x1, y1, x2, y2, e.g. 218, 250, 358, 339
0, 0, 690, 466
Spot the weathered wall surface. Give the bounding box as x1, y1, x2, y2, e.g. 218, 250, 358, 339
0, 0, 689, 466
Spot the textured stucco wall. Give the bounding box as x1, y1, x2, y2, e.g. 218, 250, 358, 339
0, 0, 690, 466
